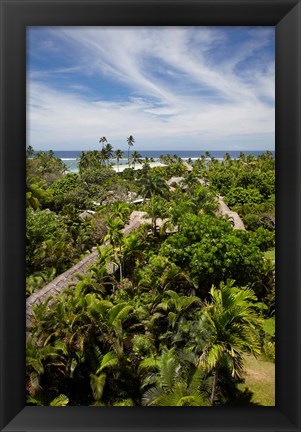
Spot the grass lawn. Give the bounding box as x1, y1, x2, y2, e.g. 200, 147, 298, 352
264, 248, 275, 261
237, 354, 275, 406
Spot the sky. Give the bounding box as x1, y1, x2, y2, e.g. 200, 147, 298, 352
27, 26, 275, 152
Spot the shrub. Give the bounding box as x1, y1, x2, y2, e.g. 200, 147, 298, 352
243, 214, 261, 231
225, 187, 263, 208
252, 227, 275, 252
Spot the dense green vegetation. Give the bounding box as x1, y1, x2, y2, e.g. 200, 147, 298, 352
26, 146, 275, 406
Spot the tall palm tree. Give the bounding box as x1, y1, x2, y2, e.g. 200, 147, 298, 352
100, 147, 108, 166
198, 280, 262, 405
78, 151, 90, 172
104, 218, 124, 250
126, 135, 135, 165
122, 230, 145, 281
114, 149, 124, 172
103, 218, 124, 278
146, 196, 167, 236
99, 136, 107, 148
78, 151, 101, 172
103, 143, 113, 166
110, 201, 130, 224
130, 150, 143, 169
26, 145, 35, 158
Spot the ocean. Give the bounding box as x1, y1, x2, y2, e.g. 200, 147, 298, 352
40, 150, 275, 173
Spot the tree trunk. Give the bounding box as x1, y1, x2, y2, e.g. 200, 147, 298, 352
210, 368, 218, 405
118, 247, 123, 281
153, 218, 157, 236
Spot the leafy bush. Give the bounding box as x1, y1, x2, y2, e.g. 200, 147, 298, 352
26, 208, 76, 275
225, 187, 263, 208
252, 227, 275, 252
242, 214, 261, 231
161, 214, 265, 293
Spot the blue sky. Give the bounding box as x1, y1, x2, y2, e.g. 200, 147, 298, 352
27, 26, 275, 151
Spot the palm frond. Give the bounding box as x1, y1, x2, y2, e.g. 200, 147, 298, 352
109, 303, 132, 324
113, 399, 134, 406
138, 357, 160, 374
141, 387, 164, 406
160, 348, 179, 390
50, 394, 69, 406
90, 373, 106, 401
96, 352, 118, 374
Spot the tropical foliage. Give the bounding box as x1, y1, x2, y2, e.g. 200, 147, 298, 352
26, 148, 275, 406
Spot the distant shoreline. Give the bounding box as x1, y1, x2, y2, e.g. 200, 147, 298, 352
30, 150, 275, 174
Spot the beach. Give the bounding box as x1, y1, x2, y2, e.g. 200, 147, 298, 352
111, 161, 166, 172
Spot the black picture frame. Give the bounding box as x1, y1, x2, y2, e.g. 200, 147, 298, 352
0, 0, 300, 431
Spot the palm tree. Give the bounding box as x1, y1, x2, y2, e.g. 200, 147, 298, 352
156, 290, 201, 330
26, 175, 51, 210
140, 348, 209, 406
26, 335, 64, 399
223, 152, 231, 162
26, 145, 35, 158
130, 150, 143, 169
146, 196, 167, 236
104, 143, 113, 166
110, 201, 130, 224
73, 264, 115, 296
114, 149, 124, 172
78, 151, 101, 172
198, 280, 262, 405
103, 218, 124, 279
78, 151, 89, 172
99, 136, 107, 148
137, 173, 169, 199
90, 351, 119, 404
239, 151, 246, 162
34, 236, 74, 273
100, 147, 108, 166
189, 185, 218, 216
104, 218, 124, 250
126, 135, 135, 165
99, 143, 113, 166
122, 230, 145, 281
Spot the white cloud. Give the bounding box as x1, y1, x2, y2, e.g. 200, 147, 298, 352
27, 27, 275, 151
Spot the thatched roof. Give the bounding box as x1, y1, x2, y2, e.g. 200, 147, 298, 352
26, 249, 99, 329
216, 195, 245, 230
79, 210, 95, 219
28, 199, 244, 331
183, 161, 193, 171
166, 176, 185, 186
27, 209, 168, 330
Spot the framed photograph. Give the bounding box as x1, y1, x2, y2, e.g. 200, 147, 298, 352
0, 0, 300, 431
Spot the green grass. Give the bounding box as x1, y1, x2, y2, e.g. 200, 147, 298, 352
237, 354, 275, 406
264, 248, 275, 261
